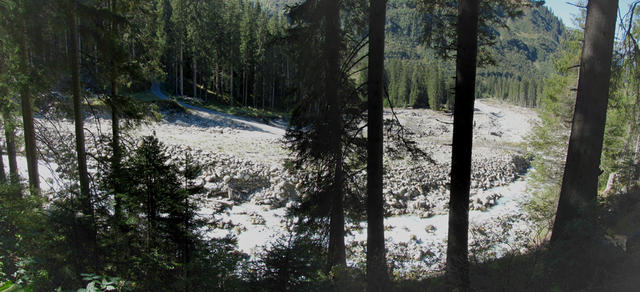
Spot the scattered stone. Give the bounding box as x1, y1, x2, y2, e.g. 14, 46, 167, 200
233, 225, 247, 234
425, 225, 437, 233
249, 213, 266, 225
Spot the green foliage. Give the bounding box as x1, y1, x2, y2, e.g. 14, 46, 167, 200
0, 181, 99, 291
0, 281, 32, 292
525, 29, 581, 234
0, 136, 245, 291
526, 2, 640, 237
99, 135, 245, 291
76, 274, 132, 292
240, 232, 366, 292
241, 233, 327, 291
599, 4, 640, 192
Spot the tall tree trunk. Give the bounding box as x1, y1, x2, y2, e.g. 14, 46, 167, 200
243, 63, 247, 106
3, 114, 18, 184
0, 133, 5, 183
180, 43, 184, 97
0, 56, 7, 184
551, 0, 618, 243
192, 55, 197, 98
253, 65, 257, 108
111, 88, 121, 215
325, 0, 346, 270
94, 45, 99, 77
110, 0, 123, 228
174, 60, 178, 95
230, 63, 234, 106
271, 78, 275, 108
19, 18, 39, 193
446, 0, 480, 290
215, 61, 220, 94
286, 58, 290, 88
205, 81, 209, 100
69, 5, 91, 215
70, 4, 97, 267
367, 0, 388, 290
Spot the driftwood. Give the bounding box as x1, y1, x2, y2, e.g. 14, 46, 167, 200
435, 118, 453, 125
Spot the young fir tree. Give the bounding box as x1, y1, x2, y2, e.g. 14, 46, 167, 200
119, 136, 209, 290
285, 0, 369, 272
526, 30, 581, 233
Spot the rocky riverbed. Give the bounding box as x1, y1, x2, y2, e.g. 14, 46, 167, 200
13, 97, 539, 276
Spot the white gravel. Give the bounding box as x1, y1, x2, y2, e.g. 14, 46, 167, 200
3, 95, 539, 276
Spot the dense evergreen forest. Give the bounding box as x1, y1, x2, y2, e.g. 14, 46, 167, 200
382, 0, 565, 109
259, 0, 565, 109
1, 0, 640, 291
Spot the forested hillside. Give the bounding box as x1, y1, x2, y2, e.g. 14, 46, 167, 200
383, 0, 566, 109
259, 0, 566, 109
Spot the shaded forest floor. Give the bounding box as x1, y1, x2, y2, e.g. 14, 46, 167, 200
398, 189, 640, 291
397, 244, 640, 291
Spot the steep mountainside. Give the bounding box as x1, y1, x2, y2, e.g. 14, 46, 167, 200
383, 0, 566, 108
385, 0, 565, 67
258, 0, 567, 108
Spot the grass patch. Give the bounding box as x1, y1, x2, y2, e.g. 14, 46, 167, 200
129, 91, 163, 102
174, 95, 289, 122
144, 83, 289, 122
129, 87, 288, 123
126, 91, 186, 119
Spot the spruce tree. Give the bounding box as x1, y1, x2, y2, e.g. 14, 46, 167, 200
446, 0, 480, 289
551, 0, 619, 243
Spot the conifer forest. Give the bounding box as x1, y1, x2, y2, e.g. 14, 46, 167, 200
2, 0, 640, 291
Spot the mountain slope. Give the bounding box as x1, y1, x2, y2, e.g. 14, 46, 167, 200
258, 0, 567, 108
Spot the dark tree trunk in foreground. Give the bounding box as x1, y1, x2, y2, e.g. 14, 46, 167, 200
325, 0, 346, 270
69, 3, 98, 267
551, 0, 618, 243
109, 0, 124, 224
366, 0, 388, 290
19, 18, 40, 193
446, 0, 480, 290
69, 4, 92, 216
